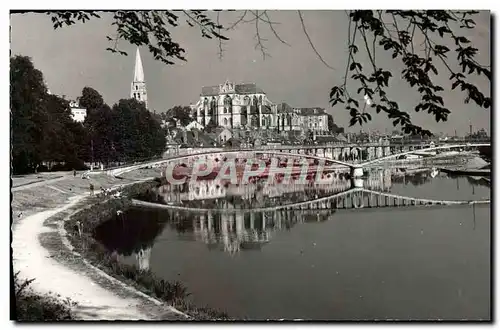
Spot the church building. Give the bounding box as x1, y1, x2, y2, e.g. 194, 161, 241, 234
190, 80, 330, 133
190, 80, 278, 130
131, 47, 148, 109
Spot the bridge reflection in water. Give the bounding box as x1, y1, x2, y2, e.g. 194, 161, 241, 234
95, 167, 490, 268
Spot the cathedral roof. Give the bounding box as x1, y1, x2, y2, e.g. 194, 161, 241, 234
201, 83, 265, 96
277, 102, 294, 113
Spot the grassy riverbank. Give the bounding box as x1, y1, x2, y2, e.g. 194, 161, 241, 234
63, 178, 230, 320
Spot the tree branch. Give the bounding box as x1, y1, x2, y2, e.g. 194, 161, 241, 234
182, 10, 214, 36
254, 10, 270, 59
217, 11, 224, 60
264, 11, 290, 46
297, 10, 335, 70
225, 10, 248, 30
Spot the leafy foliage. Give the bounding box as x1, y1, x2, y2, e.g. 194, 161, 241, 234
79, 86, 104, 110
14, 271, 75, 321
48, 10, 228, 65
111, 99, 166, 161
329, 10, 490, 135
45, 10, 489, 134
10, 56, 83, 174
163, 105, 193, 126
10, 56, 166, 174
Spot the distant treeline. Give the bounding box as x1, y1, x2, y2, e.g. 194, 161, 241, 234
11, 56, 166, 175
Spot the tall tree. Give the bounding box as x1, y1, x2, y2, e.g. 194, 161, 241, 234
79, 86, 104, 110
166, 105, 193, 126
66, 121, 89, 168
81, 87, 113, 165
111, 99, 166, 162
11, 56, 90, 173
11, 56, 49, 173
84, 103, 115, 165
42, 94, 76, 164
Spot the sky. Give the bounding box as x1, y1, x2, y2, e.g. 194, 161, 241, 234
10, 10, 491, 135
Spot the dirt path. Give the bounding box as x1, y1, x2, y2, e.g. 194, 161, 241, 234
11, 173, 186, 320
12, 195, 156, 320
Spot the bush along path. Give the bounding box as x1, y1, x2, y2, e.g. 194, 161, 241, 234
14, 272, 75, 321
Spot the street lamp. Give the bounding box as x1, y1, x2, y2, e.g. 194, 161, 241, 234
91, 138, 94, 171
88, 127, 94, 171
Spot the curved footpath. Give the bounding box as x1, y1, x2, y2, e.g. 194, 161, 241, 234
11, 169, 188, 320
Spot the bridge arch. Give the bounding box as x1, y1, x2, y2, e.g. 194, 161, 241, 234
110, 142, 490, 177
360, 143, 490, 167
112, 149, 357, 177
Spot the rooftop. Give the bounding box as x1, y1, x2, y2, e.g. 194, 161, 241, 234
201, 83, 265, 96
277, 102, 294, 113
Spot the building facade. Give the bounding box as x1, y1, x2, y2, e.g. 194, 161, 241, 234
276, 104, 329, 133
69, 99, 87, 123
297, 107, 329, 132
190, 80, 278, 130
190, 81, 330, 133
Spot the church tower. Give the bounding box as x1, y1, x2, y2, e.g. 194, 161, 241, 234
131, 47, 148, 109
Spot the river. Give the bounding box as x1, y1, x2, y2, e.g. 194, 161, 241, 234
94, 166, 490, 320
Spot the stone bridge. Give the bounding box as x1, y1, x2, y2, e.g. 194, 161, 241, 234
111, 143, 490, 178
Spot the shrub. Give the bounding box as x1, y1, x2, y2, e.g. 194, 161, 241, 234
14, 272, 75, 321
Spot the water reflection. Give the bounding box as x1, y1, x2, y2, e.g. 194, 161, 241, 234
94, 204, 337, 262
156, 168, 393, 210
95, 167, 490, 261
93, 207, 168, 270
93, 165, 490, 320
191, 208, 337, 255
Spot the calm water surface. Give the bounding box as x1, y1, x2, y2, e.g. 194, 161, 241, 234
95, 167, 490, 320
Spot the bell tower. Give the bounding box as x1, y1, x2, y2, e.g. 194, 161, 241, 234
131, 47, 148, 108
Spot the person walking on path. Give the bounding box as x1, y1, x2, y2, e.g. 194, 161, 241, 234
89, 183, 94, 196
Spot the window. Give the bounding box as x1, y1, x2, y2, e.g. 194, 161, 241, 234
224, 118, 228, 126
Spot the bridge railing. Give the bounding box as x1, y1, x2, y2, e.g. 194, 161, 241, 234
164, 139, 490, 151
103, 140, 490, 177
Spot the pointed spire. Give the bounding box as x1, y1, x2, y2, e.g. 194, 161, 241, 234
134, 47, 145, 82
131, 47, 148, 109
